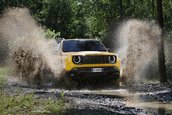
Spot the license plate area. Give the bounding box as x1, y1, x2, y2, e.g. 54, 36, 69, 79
92, 68, 103, 72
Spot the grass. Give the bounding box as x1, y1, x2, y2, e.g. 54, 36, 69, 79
0, 93, 65, 115
0, 67, 9, 86
0, 67, 65, 115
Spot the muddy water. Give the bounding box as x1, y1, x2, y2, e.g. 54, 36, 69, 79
3, 78, 172, 115
115, 20, 160, 82
127, 101, 172, 115
0, 8, 64, 87
8, 83, 168, 115
32, 88, 172, 115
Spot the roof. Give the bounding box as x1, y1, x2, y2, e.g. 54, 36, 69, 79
63, 38, 99, 41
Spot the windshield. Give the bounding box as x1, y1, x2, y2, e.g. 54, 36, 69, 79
63, 40, 107, 52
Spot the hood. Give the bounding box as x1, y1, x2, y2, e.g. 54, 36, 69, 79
62, 51, 117, 56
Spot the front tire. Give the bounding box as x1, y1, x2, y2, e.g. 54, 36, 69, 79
109, 78, 120, 88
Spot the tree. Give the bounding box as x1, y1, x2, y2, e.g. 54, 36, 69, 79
156, 0, 167, 83
44, 0, 73, 38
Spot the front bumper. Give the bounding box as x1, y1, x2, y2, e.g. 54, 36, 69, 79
65, 67, 120, 80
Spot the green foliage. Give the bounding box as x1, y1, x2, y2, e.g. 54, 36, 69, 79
1, 0, 172, 40
1, 0, 172, 49
43, 0, 73, 38
45, 29, 60, 39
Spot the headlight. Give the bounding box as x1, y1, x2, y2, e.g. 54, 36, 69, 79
72, 56, 81, 64
109, 55, 116, 63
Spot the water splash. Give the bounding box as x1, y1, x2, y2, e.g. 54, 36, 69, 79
0, 8, 64, 87
115, 19, 161, 82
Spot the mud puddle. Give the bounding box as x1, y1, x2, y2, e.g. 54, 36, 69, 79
3, 78, 172, 115
32, 88, 172, 115
127, 101, 172, 115
125, 92, 172, 115
64, 89, 172, 115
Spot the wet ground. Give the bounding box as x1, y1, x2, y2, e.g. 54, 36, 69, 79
2, 77, 172, 115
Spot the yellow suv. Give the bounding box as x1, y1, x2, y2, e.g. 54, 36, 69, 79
57, 39, 121, 86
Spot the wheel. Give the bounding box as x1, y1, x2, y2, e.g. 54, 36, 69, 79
114, 78, 120, 87
109, 78, 120, 88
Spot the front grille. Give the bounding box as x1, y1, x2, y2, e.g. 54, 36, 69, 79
72, 67, 119, 72
80, 55, 110, 64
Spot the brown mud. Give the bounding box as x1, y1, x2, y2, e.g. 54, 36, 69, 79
115, 19, 161, 82
0, 8, 64, 87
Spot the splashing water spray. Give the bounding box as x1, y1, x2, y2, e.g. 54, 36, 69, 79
115, 19, 161, 82
0, 8, 64, 87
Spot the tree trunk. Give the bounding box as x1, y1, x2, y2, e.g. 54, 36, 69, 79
156, 0, 167, 83
152, 0, 155, 17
